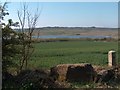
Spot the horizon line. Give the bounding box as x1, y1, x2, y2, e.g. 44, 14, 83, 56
13, 26, 118, 29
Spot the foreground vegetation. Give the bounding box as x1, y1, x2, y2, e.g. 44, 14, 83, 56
26, 40, 118, 69
6, 40, 119, 89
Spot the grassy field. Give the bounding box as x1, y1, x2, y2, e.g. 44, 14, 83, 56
27, 40, 118, 69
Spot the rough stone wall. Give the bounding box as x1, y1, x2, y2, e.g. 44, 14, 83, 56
50, 63, 96, 82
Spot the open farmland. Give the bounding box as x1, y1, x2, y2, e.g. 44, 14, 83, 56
32, 27, 118, 39
28, 40, 118, 69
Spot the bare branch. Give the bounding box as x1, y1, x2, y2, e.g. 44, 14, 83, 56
17, 11, 22, 27
17, 3, 41, 71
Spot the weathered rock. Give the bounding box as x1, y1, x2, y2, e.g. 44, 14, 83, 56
95, 69, 115, 83
66, 64, 96, 82
50, 63, 96, 82
93, 65, 106, 73
50, 64, 69, 81
15, 69, 70, 88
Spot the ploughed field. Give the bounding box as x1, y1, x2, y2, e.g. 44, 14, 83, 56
28, 41, 118, 69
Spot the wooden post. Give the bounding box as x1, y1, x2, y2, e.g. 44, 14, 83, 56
108, 50, 116, 67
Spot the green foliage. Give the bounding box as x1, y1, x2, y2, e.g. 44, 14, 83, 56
2, 20, 33, 72
1, 2, 33, 72
0, 2, 9, 20
2, 24, 22, 71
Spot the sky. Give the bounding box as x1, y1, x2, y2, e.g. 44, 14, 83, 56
4, 2, 118, 28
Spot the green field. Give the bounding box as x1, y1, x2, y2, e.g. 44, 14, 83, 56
28, 41, 118, 69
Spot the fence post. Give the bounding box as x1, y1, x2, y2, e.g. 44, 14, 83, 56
108, 50, 116, 67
